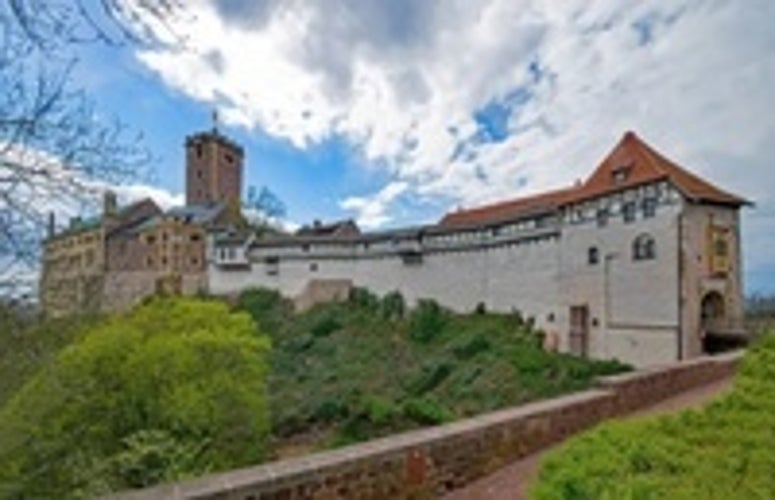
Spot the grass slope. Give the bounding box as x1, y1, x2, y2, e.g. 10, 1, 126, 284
236, 288, 629, 454
532, 333, 775, 499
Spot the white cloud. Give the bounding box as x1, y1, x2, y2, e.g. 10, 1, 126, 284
111, 184, 183, 210
340, 181, 408, 228
135, 0, 775, 288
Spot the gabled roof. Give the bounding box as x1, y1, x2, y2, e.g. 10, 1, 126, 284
439, 131, 749, 227
574, 131, 749, 206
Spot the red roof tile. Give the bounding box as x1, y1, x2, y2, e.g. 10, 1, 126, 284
439, 131, 748, 227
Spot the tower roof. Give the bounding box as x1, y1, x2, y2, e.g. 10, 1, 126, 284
440, 131, 749, 227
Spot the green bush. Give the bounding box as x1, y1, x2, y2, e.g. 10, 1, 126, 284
403, 397, 453, 425
309, 312, 342, 338
381, 291, 406, 320
532, 334, 775, 499
348, 287, 380, 312
409, 299, 448, 343
237, 287, 292, 335
0, 298, 271, 498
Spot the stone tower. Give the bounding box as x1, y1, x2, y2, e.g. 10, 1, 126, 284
185, 123, 244, 206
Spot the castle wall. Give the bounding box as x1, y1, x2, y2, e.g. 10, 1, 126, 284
210, 232, 563, 335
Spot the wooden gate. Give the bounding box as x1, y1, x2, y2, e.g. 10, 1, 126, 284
569, 305, 589, 357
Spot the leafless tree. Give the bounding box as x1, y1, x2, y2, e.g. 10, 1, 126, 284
0, 1, 181, 298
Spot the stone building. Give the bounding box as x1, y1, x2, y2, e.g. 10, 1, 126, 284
40, 127, 244, 316
208, 132, 749, 367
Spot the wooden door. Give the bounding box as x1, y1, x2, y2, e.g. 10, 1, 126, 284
569, 305, 589, 357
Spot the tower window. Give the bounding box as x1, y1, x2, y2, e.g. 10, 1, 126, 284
196, 170, 203, 179
224, 153, 234, 164
196, 143, 203, 158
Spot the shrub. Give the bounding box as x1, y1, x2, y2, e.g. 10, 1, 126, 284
403, 397, 453, 425
237, 287, 292, 335
408, 299, 448, 343
381, 291, 406, 320
0, 298, 271, 498
309, 312, 341, 337
453, 334, 491, 360
409, 362, 454, 395
532, 334, 775, 499
348, 287, 380, 311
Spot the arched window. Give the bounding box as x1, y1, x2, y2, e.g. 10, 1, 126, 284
633, 234, 656, 261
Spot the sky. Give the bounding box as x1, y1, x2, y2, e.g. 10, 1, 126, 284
69, 0, 774, 294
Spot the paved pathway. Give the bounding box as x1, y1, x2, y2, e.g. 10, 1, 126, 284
444, 377, 733, 500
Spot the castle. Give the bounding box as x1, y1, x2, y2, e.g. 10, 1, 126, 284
40, 127, 245, 315
41, 128, 749, 367
207, 131, 749, 367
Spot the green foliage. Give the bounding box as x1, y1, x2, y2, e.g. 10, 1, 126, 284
309, 311, 342, 338
532, 334, 775, 500
348, 287, 380, 312
237, 287, 292, 335
403, 397, 453, 425
409, 299, 448, 343
0, 309, 97, 406
408, 362, 454, 395
236, 288, 629, 455
0, 298, 271, 498
381, 291, 406, 320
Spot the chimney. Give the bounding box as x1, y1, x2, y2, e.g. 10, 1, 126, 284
48, 212, 56, 238
103, 190, 118, 217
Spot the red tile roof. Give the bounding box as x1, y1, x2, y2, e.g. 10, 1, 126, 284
439, 131, 748, 227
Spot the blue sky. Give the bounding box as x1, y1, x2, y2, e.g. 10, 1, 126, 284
69, 1, 774, 293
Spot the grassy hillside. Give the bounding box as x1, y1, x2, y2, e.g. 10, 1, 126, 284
532, 333, 774, 499
236, 288, 629, 455
0, 291, 631, 464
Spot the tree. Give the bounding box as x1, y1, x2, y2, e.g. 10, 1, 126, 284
0, 297, 271, 497
0, 1, 179, 296
244, 185, 288, 236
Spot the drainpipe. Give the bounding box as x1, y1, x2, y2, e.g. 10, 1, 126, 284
677, 212, 684, 361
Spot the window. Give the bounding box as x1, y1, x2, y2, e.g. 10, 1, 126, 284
633, 234, 656, 261
588, 246, 599, 265
190, 234, 201, 242
642, 197, 657, 218
612, 165, 631, 184
714, 238, 729, 257
309, 262, 318, 272
196, 170, 203, 179
196, 143, 203, 158
227, 248, 236, 260
596, 208, 609, 227
622, 201, 636, 223
145, 235, 156, 245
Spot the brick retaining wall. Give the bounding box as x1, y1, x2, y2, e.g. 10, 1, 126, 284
111, 351, 743, 500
